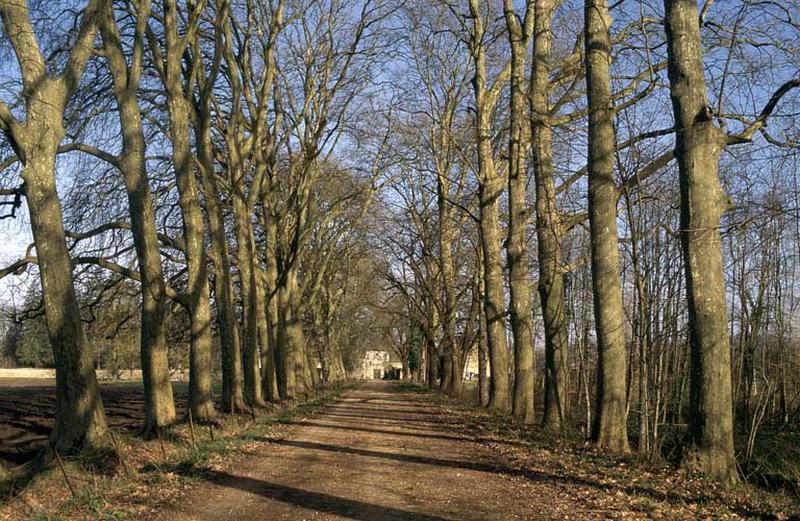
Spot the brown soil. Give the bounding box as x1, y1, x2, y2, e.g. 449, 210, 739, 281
3, 380, 796, 519
0, 379, 187, 466
151, 380, 580, 520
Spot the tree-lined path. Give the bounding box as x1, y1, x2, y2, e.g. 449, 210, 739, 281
1, 0, 799, 517
150, 381, 788, 520
158, 381, 543, 521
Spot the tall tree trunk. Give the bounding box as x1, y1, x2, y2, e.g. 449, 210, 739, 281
115, 77, 177, 435
232, 194, 265, 407
532, 0, 568, 431
478, 182, 510, 413
276, 288, 295, 398
435, 141, 459, 397
28, 147, 109, 451
256, 261, 280, 402
196, 123, 244, 413
449, 348, 464, 398
262, 211, 285, 401
426, 336, 439, 389
663, 0, 737, 483
504, 0, 536, 424
278, 265, 305, 398
585, 0, 629, 453
162, 0, 215, 420
0, 0, 108, 452
263, 210, 285, 399
468, 0, 511, 414
476, 250, 491, 407
100, 1, 177, 433
440, 352, 453, 392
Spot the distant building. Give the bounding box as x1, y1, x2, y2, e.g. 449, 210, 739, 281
362, 350, 403, 379
462, 347, 488, 381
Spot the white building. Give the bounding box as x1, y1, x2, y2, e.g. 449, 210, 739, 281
362, 350, 403, 379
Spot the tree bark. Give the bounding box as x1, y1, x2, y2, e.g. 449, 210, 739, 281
531, 0, 568, 431
0, 0, 108, 452
468, 0, 511, 414
585, 0, 629, 453
663, 0, 737, 483
232, 193, 265, 407
434, 129, 460, 396
100, 0, 177, 434
278, 265, 305, 398
256, 261, 280, 402
504, 0, 536, 424
195, 118, 245, 413
161, 0, 215, 420
261, 212, 282, 401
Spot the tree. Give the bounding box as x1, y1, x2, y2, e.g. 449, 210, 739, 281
0, 0, 108, 452
151, 0, 216, 420
662, 0, 736, 482
585, 0, 629, 453
531, 0, 568, 431
98, 0, 177, 433
466, 0, 512, 414
503, 0, 536, 424
190, 0, 246, 412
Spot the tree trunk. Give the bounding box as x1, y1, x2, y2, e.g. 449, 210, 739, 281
0, 0, 108, 451
476, 253, 491, 407
278, 265, 305, 398
426, 337, 439, 389
196, 123, 245, 413
449, 348, 464, 398
116, 84, 176, 434
532, 0, 568, 431
255, 261, 280, 402
27, 142, 109, 452
263, 211, 285, 399
468, 0, 511, 413
162, 0, 215, 419
585, 0, 630, 453
232, 194, 265, 407
440, 352, 453, 392
100, 3, 177, 433
504, 0, 536, 424
435, 146, 459, 397
663, 0, 737, 483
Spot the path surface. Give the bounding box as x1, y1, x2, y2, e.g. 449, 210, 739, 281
157, 381, 542, 520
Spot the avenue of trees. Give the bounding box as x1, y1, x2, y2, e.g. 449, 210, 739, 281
376, 0, 799, 485
0, 0, 798, 486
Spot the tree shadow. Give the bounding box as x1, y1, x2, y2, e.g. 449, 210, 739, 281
287, 420, 473, 443
264, 438, 777, 519
176, 467, 453, 521
319, 408, 463, 429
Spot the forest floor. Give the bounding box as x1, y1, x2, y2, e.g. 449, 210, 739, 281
149, 380, 797, 520
1, 380, 798, 520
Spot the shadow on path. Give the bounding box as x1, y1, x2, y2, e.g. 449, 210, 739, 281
265, 437, 768, 517
287, 420, 472, 443
267, 438, 510, 475
185, 468, 453, 521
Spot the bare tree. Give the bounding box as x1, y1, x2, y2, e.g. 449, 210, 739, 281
585, 0, 629, 453
98, 0, 177, 434
0, 0, 108, 451
503, 0, 536, 424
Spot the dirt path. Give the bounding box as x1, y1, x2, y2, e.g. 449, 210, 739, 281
156, 381, 549, 520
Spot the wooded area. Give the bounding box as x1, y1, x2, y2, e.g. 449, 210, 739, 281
0, 0, 798, 496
